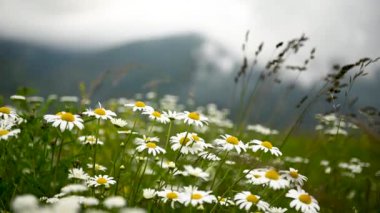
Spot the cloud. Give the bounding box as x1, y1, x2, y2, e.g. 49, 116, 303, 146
0, 0, 379, 86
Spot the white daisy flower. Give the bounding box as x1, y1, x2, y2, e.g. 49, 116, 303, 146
0, 106, 18, 120
0, 120, 20, 141
198, 151, 221, 161
234, 191, 270, 211
60, 96, 79, 103
135, 140, 166, 156
159, 160, 176, 169
162, 110, 182, 120
262, 169, 289, 190
286, 188, 319, 213
61, 184, 88, 194
266, 206, 288, 213
214, 134, 246, 154
135, 135, 160, 144
217, 196, 235, 206
247, 124, 279, 135
157, 189, 183, 207
170, 132, 205, 155
68, 168, 89, 180
79, 197, 99, 206
83, 102, 116, 120
179, 111, 208, 127
143, 188, 156, 199
11, 194, 39, 213
179, 186, 216, 207
103, 196, 126, 209
142, 109, 170, 124
125, 101, 153, 112
44, 111, 84, 132
87, 163, 107, 172
180, 165, 209, 181
244, 169, 267, 185
87, 175, 116, 188
110, 118, 128, 128
249, 139, 282, 156
79, 135, 104, 145
10, 95, 26, 101
281, 168, 308, 186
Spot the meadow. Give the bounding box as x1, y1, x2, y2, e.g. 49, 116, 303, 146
1, 35, 380, 213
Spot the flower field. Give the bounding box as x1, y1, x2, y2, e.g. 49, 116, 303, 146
1, 87, 380, 212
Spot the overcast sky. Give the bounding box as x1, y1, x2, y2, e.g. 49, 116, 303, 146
0, 0, 379, 86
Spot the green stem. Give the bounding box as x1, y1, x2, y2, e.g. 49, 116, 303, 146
92, 119, 101, 175
210, 151, 229, 190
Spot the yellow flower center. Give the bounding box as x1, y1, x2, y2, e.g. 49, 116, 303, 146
298, 194, 312, 204
246, 194, 259, 204
60, 112, 75, 122
94, 108, 106, 116
166, 192, 178, 199
135, 101, 146, 107
0, 107, 11, 114
152, 111, 161, 118
289, 171, 299, 178
96, 177, 107, 184
146, 142, 157, 148
226, 136, 239, 145
179, 137, 190, 145
192, 134, 200, 142
265, 170, 280, 180
188, 112, 200, 120
261, 141, 273, 149
0, 129, 9, 136
191, 193, 203, 200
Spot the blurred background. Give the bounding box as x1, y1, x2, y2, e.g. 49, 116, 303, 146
0, 0, 379, 128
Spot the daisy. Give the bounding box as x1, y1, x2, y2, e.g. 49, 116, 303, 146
244, 169, 267, 185
157, 189, 183, 207
249, 139, 282, 156
103, 196, 126, 209
87, 163, 107, 172
61, 184, 88, 194
234, 191, 270, 211
179, 111, 208, 127
135, 135, 160, 144
286, 188, 319, 213
136, 140, 166, 156
44, 111, 84, 132
125, 100, 153, 112
110, 118, 128, 128
83, 102, 116, 120
262, 169, 289, 190
0, 120, 20, 141
266, 206, 288, 213
214, 134, 246, 154
79, 135, 104, 145
198, 151, 221, 161
0, 106, 18, 120
159, 160, 176, 169
180, 186, 216, 207
68, 168, 89, 180
162, 110, 182, 120
87, 175, 116, 188
281, 168, 308, 186
142, 109, 170, 124
10, 95, 26, 101
170, 132, 205, 155
79, 197, 99, 206
217, 196, 235, 206
180, 165, 209, 181
247, 124, 279, 135
143, 188, 156, 199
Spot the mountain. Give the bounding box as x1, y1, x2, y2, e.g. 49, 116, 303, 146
0, 34, 379, 130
